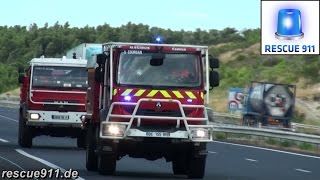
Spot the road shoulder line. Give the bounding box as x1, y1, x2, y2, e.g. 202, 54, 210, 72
295, 168, 311, 173
0, 155, 24, 170
0, 138, 9, 143
213, 141, 320, 159
15, 149, 85, 180
0, 114, 18, 122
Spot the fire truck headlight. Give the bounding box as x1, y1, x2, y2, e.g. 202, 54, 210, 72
191, 128, 209, 140
109, 125, 120, 134
102, 124, 126, 137
80, 115, 85, 121
30, 113, 40, 120
196, 130, 205, 137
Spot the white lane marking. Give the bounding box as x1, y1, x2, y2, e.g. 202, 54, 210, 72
0, 114, 18, 122
16, 149, 85, 180
0, 155, 24, 170
0, 138, 9, 143
213, 141, 320, 159
295, 168, 311, 173
245, 158, 258, 162
208, 151, 217, 154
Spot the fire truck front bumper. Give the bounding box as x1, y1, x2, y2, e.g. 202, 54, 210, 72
26, 110, 85, 128
99, 98, 213, 142
99, 122, 213, 142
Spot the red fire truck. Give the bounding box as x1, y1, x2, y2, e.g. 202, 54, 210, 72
18, 56, 88, 148
83, 42, 219, 178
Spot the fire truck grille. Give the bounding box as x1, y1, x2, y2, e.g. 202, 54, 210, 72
43, 99, 80, 104
124, 107, 192, 117
133, 124, 187, 132
43, 104, 81, 112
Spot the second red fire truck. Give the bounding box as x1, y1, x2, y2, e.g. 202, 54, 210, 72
18, 56, 88, 148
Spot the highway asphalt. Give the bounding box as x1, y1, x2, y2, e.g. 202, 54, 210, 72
0, 106, 319, 180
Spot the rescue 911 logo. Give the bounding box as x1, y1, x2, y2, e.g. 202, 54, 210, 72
261, 0, 320, 55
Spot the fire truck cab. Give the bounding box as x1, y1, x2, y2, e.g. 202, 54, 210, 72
84, 42, 219, 178
18, 56, 88, 148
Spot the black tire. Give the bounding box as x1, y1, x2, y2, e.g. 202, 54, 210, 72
243, 115, 258, 127
187, 144, 207, 179
242, 115, 250, 126
97, 154, 117, 175
172, 152, 188, 175
86, 125, 98, 171
172, 156, 188, 175
187, 156, 206, 179
77, 131, 86, 149
18, 113, 33, 148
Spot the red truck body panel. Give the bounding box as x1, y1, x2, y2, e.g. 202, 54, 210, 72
27, 88, 86, 112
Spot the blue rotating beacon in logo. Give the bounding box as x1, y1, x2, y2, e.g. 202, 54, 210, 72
275, 9, 304, 40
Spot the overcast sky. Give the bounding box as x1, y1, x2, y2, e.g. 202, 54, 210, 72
0, 0, 260, 31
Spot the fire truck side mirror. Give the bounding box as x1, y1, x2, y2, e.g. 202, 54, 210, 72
18, 67, 24, 74
18, 67, 25, 84
209, 57, 219, 69
94, 67, 104, 83
209, 71, 219, 89
97, 54, 107, 65
18, 74, 24, 84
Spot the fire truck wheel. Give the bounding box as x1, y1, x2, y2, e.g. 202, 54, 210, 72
86, 126, 97, 171
187, 144, 207, 179
77, 132, 86, 149
187, 156, 206, 179
18, 115, 33, 148
172, 154, 188, 175
97, 154, 117, 175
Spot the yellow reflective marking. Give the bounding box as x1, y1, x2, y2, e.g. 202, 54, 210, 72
201, 92, 204, 99
185, 91, 196, 99
172, 91, 184, 98
160, 90, 171, 98
147, 90, 158, 97
134, 89, 146, 96
121, 89, 133, 96
113, 89, 117, 96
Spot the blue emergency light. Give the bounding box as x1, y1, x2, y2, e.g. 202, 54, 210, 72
275, 9, 304, 40
153, 35, 164, 44
124, 96, 131, 101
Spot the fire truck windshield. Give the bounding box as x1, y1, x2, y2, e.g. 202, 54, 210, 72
118, 52, 201, 88
32, 66, 88, 90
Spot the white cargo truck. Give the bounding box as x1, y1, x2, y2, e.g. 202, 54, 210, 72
66, 43, 103, 61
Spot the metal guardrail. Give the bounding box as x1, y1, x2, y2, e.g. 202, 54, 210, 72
292, 123, 320, 130
210, 110, 320, 131
0, 95, 20, 108
208, 108, 320, 144
0, 100, 19, 108
212, 111, 242, 119
211, 123, 320, 144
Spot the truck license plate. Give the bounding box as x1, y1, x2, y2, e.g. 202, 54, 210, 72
52, 115, 69, 120
145, 132, 170, 137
